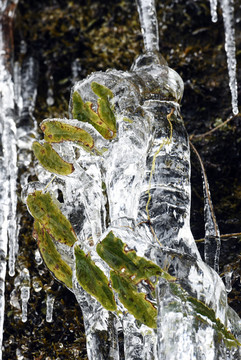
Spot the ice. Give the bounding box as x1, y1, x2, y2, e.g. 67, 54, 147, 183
209, 0, 218, 22
20, 0, 241, 358
220, 0, 239, 115
46, 292, 55, 323
20, 268, 30, 323
224, 265, 233, 293
210, 0, 239, 115
136, 0, 160, 52
202, 174, 221, 273
44, 50, 240, 358
0, 1, 19, 358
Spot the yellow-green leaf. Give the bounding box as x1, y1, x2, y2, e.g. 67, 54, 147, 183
32, 141, 74, 175
75, 245, 117, 311
110, 271, 157, 328
27, 191, 77, 246
91, 81, 114, 100
97, 231, 175, 284
33, 221, 73, 289
41, 120, 95, 150
72, 83, 116, 140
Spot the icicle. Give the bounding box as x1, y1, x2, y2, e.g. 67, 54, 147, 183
209, 0, 218, 22
20, 268, 30, 323
46, 292, 55, 323
219, 0, 239, 115
224, 264, 233, 293
136, 0, 159, 52
190, 142, 221, 272
203, 180, 221, 273
210, 0, 239, 114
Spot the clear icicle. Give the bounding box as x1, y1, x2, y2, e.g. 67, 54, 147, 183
202, 170, 221, 273
209, 0, 238, 114
46, 292, 55, 323
20, 268, 30, 323
136, 0, 160, 52
209, 0, 218, 22
220, 0, 239, 115
224, 265, 233, 293
190, 142, 221, 272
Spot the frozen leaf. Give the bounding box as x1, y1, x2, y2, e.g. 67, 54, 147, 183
110, 270, 157, 328
72, 82, 116, 139
169, 282, 241, 349
75, 245, 117, 312
41, 120, 95, 149
91, 81, 114, 100
27, 191, 77, 246
33, 221, 73, 289
32, 141, 74, 175
97, 231, 175, 284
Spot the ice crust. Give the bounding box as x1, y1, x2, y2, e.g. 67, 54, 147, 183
0, 0, 240, 358
29, 51, 241, 359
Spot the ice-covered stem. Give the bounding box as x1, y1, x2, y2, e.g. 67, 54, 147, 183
136, 0, 159, 53
0, 1, 19, 359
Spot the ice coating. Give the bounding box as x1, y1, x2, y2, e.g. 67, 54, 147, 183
19, 0, 241, 358
50, 51, 241, 358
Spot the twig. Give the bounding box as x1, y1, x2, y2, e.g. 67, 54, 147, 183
190, 112, 240, 140
195, 232, 241, 243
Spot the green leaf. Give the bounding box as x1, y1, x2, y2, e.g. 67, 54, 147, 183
91, 81, 114, 100
169, 282, 241, 349
110, 271, 157, 328
33, 221, 73, 289
72, 83, 116, 140
75, 246, 117, 311
27, 191, 77, 246
32, 141, 74, 175
41, 120, 95, 150
96, 231, 175, 284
